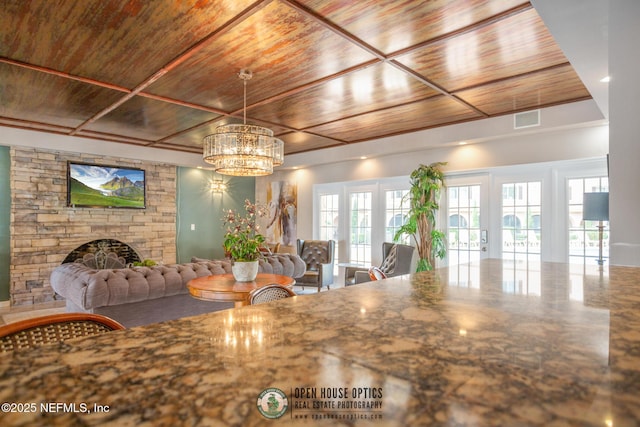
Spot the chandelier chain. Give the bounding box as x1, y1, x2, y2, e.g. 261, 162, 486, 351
239, 68, 252, 126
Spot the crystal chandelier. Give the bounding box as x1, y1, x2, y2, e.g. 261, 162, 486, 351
203, 70, 284, 176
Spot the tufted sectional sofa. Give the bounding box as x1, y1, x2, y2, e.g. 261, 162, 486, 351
50, 254, 306, 327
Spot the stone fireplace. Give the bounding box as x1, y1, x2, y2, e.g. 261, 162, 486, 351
9, 146, 177, 306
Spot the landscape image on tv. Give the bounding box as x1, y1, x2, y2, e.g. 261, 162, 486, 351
68, 162, 146, 208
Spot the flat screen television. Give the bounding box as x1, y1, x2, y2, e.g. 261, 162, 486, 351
67, 162, 146, 209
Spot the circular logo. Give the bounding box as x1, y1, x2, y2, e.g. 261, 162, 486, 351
257, 388, 288, 419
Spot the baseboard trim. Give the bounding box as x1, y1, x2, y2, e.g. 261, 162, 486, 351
0, 300, 10, 308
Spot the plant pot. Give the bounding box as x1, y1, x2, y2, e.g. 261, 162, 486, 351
232, 260, 259, 282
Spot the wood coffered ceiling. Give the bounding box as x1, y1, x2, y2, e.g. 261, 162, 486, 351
0, 0, 592, 158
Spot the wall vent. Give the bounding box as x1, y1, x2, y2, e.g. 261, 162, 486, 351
514, 110, 540, 129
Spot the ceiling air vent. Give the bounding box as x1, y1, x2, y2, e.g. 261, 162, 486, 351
514, 110, 540, 129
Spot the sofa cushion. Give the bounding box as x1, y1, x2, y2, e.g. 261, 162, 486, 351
260, 254, 306, 277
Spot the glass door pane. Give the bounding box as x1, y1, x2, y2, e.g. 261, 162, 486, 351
445, 174, 489, 268
349, 191, 372, 265
502, 181, 541, 262
568, 177, 609, 265
448, 184, 482, 265
385, 189, 410, 244
319, 194, 339, 269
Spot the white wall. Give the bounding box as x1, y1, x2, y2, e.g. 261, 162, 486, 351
608, 0, 640, 266
0, 127, 207, 168
257, 124, 609, 243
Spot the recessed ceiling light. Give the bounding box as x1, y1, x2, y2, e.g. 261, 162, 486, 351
360, 156, 367, 160
600, 76, 610, 83
458, 141, 468, 145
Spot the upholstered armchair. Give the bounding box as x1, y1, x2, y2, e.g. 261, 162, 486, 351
296, 239, 335, 292
345, 242, 415, 286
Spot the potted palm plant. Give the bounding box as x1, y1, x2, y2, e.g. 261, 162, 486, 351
394, 162, 447, 272
221, 200, 267, 281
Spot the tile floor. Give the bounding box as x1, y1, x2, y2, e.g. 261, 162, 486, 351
0, 300, 66, 325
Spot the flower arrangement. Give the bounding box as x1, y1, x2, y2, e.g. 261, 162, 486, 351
222, 199, 268, 262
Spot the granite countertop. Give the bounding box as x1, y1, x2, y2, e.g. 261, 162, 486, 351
0, 259, 639, 426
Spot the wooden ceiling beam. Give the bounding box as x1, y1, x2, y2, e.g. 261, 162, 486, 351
0, 57, 131, 93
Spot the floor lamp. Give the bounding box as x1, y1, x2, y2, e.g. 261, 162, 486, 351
583, 192, 609, 265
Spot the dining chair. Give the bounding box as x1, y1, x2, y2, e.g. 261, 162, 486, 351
249, 284, 297, 305
0, 313, 125, 353
345, 242, 415, 286
296, 239, 335, 292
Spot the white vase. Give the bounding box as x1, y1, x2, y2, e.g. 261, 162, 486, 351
232, 260, 259, 282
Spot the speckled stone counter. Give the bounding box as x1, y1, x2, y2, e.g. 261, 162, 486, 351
0, 259, 639, 426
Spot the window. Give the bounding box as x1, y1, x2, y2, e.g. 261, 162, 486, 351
349, 192, 372, 265
314, 179, 411, 267
313, 158, 607, 266
319, 194, 339, 241
319, 194, 340, 268
502, 181, 541, 262
385, 189, 410, 244
568, 177, 609, 265
448, 185, 481, 265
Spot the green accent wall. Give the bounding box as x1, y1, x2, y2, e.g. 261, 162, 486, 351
176, 167, 255, 263
0, 146, 10, 301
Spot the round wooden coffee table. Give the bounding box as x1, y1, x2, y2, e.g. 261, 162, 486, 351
187, 273, 295, 307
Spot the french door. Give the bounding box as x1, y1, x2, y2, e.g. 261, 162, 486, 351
314, 158, 607, 269
444, 174, 491, 266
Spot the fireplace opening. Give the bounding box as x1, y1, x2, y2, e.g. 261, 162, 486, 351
62, 239, 142, 268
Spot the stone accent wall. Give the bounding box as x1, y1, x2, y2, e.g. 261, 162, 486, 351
10, 147, 177, 306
